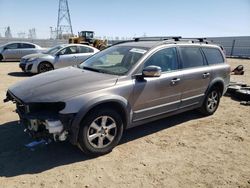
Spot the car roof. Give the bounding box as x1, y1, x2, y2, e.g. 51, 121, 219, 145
115, 40, 221, 50
3, 41, 41, 47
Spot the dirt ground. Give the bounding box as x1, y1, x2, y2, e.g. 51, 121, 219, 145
0, 59, 249, 188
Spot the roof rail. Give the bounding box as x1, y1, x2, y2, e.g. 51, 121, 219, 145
134, 36, 182, 42
180, 38, 212, 44
112, 37, 214, 47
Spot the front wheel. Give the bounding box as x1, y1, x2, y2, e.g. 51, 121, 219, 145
78, 108, 124, 156
38, 62, 54, 73
199, 88, 221, 116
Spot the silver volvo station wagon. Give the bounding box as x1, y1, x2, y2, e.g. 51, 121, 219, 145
4, 37, 230, 156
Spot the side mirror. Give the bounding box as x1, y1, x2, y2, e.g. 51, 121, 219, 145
142, 65, 161, 77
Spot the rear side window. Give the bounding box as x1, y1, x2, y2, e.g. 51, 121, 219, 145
20, 43, 35, 48
78, 46, 94, 53
179, 47, 205, 69
202, 48, 224, 65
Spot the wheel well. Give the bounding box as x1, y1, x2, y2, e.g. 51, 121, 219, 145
38, 61, 54, 69
210, 81, 224, 96
84, 102, 128, 128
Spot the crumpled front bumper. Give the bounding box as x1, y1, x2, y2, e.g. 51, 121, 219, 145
4, 90, 76, 142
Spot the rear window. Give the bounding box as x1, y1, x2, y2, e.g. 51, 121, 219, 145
202, 47, 224, 65
179, 47, 205, 69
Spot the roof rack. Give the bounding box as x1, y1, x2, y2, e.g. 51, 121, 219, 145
112, 37, 214, 46
134, 36, 182, 42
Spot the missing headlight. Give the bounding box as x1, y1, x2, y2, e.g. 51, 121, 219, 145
27, 102, 66, 113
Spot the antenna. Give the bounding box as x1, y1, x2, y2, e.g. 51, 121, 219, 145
56, 0, 73, 39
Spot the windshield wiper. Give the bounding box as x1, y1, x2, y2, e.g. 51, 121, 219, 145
82, 66, 102, 73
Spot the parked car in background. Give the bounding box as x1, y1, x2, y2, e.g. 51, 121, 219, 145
19, 44, 99, 73
5, 37, 230, 156
0, 42, 45, 61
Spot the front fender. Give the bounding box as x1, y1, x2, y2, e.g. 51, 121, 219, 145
67, 95, 131, 145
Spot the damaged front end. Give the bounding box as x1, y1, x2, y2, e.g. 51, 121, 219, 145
4, 91, 75, 142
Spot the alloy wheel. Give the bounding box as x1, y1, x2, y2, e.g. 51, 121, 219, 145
87, 116, 117, 149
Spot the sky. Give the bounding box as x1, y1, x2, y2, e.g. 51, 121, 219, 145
0, 0, 249, 39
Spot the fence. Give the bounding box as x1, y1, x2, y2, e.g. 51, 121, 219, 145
208, 36, 250, 58
1, 36, 250, 58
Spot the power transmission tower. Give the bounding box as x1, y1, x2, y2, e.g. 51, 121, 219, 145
56, 0, 73, 39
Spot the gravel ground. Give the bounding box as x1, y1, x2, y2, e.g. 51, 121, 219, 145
0, 59, 249, 188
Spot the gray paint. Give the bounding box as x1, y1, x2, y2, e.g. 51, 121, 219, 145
6, 41, 231, 145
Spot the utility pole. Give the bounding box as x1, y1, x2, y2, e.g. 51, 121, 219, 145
28, 28, 37, 39
5, 26, 12, 38
56, 0, 73, 39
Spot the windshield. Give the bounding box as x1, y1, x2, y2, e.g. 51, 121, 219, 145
79, 46, 149, 75
85, 32, 94, 39
44, 45, 65, 55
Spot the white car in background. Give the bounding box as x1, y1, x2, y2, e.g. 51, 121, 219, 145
0, 42, 45, 61
19, 44, 99, 73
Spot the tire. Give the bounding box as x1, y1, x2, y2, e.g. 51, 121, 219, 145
78, 108, 124, 156
199, 87, 221, 116
0, 54, 3, 62
38, 62, 54, 73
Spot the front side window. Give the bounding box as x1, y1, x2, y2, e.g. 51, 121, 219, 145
78, 46, 94, 53
5, 43, 18, 49
179, 47, 205, 69
144, 47, 178, 72
202, 47, 224, 65
79, 46, 149, 75
60, 46, 77, 55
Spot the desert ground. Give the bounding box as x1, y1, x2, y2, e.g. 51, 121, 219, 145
0, 59, 249, 188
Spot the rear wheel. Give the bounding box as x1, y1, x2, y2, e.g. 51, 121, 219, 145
199, 88, 221, 116
38, 62, 54, 73
78, 108, 124, 156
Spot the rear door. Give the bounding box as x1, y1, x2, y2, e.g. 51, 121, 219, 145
19, 43, 36, 58
76, 46, 95, 64
132, 47, 184, 121
177, 46, 212, 108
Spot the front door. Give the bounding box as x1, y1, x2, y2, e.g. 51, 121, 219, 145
132, 47, 183, 122
2, 43, 20, 60
54, 46, 78, 69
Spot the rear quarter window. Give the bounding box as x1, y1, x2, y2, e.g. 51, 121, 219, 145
20, 43, 35, 48
202, 47, 224, 65
179, 47, 205, 69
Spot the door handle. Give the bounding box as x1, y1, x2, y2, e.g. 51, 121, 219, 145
171, 78, 181, 85
203, 72, 210, 79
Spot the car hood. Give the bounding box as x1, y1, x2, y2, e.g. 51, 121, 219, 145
22, 53, 53, 61
8, 66, 118, 103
